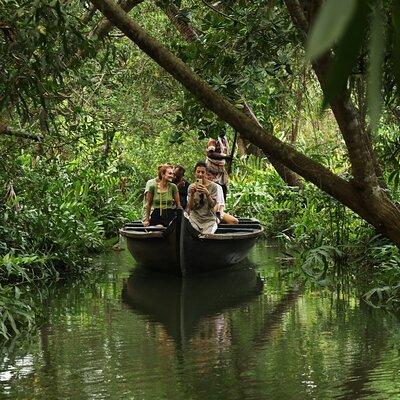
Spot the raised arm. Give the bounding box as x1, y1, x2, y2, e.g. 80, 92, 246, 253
197, 183, 216, 209
206, 137, 231, 161
187, 185, 196, 211
206, 149, 231, 161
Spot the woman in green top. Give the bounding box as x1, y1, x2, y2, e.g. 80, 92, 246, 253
144, 164, 181, 227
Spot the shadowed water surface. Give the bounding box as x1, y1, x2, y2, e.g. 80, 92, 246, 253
1, 243, 400, 399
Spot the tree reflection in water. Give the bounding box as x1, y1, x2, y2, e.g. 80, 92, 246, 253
2, 248, 400, 400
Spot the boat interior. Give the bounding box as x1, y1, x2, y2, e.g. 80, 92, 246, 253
122, 218, 262, 235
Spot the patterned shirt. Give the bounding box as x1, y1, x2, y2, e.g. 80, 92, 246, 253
206, 135, 229, 166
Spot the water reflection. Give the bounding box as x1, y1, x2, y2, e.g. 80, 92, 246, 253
121, 266, 264, 345
332, 301, 392, 400
1, 246, 400, 400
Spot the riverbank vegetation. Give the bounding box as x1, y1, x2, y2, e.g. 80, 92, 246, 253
2, 0, 400, 338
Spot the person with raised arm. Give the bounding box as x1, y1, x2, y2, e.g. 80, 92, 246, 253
205, 130, 231, 201
187, 161, 219, 234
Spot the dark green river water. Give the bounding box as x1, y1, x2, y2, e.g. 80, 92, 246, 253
1, 243, 400, 400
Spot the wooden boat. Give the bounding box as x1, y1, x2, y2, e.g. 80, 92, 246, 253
119, 210, 263, 275
121, 266, 263, 343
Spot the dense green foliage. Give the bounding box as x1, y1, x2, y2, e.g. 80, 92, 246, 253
229, 157, 400, 299
2, 0, 400, 339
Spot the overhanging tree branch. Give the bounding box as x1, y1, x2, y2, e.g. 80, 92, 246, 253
0, 124, 42, 142
92, 0, 145, 39
69, 0, 145, 68
82, 3, 98, 24
85, 3, 354, 201
89, 0, 400, 245
157, 1, 200, 42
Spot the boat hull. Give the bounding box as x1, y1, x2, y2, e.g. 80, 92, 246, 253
120, 211, 262, 275
180, 216, 260, 275
125, 235, 181, 274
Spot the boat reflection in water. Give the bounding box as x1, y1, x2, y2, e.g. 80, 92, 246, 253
122, 265, 263, 344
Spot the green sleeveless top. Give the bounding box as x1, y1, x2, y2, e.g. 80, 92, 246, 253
148, 181, 178, 210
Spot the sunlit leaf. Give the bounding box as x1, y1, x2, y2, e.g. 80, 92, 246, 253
307, 0, 357, 60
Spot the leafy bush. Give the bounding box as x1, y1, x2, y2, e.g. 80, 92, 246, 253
0, 285, 34, 340
229, 157, 400, 306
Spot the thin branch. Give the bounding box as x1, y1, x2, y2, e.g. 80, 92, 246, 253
87, 70, 107, 102
81, 4, 98, 24
283, 0, 309, 37
93, 0, 145, 39
200, 0, 245, 25
0, 124, 42, 142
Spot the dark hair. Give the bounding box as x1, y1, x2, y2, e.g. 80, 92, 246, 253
175, 164, 185, 175
194, 160, 207, 171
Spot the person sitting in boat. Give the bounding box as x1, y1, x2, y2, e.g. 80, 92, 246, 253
206, 169, 238, 225
187, 161, 219, 234
172, 164, 190, 210
143, 164, 181, 227
142, 163, 173, 222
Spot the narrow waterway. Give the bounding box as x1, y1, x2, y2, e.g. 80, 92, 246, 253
1, 243, 400, 400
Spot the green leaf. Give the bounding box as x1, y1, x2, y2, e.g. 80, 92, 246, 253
368, 5, 385, 132
388, 169, 400, 190
5, 311, 19, 335
322, 0, 369, 106
394, 171, 400, 191
307, 0, 358, 60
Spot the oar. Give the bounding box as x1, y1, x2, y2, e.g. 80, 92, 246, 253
122, 226, 166, 231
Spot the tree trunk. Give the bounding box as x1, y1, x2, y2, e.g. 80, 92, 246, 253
285, 0, 385, 191
89, 0, 400, 246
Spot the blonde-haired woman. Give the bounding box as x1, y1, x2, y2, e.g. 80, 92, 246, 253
144, 164, 181, 227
